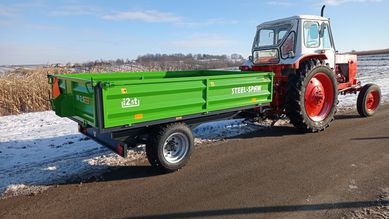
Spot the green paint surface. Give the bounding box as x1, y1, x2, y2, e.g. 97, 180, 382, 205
50, 70, 273, 129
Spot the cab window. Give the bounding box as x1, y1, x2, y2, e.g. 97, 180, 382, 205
258, 29, 274, 47
304, 22, 320, 48
277, 30, 288, 44
254, 24, 292, 48
322, 24, 332, 49
281, 32, 295, 58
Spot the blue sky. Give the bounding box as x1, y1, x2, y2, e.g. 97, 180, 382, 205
0, 0, 388, 65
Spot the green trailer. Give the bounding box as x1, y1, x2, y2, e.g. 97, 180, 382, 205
49, 70, 273, 171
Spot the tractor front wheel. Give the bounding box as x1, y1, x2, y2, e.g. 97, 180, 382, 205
286, 60, 338, 132
357, 83, 381, 117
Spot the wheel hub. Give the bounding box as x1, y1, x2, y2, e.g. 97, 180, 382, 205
165, 139, 178, 154
366, 91, 379, 111
311, 87, 324, 105
304, 73, 335, 122
163, 133, 189, 164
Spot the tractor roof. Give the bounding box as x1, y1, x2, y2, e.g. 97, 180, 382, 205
257, 15, 329, 28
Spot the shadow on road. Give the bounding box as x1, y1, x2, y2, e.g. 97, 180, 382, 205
96, 166, 165, 181
233, 112, 366, 140
232, 125, 304, 139
351, 136, 389, 140
334, 114, 361, 120
128, 200, 389, 219
63, 165, 166, 185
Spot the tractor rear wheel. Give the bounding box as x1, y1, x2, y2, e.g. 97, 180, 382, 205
286, 60, 338, 132
357, 83, 381, 117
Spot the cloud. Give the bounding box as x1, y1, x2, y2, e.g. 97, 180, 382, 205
26, 24, 61, 30
167, 35, 237, 49
102, 10, 182, 23
267, 1, 293, 6
180, 18, 239, 27
49, 5, 100, 16
0, 5, 16, 17
0, 20, 10, 27
102, 10, 238, 26
324, 0, 382, 6
0, 5, 20, 27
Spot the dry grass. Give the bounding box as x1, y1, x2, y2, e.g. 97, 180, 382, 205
0, 68, 55, 116
0, 67, 106, 116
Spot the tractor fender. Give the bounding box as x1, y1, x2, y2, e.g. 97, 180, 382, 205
292, 54, 327, 69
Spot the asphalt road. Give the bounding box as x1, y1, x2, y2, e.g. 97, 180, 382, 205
1, 105, 388, 219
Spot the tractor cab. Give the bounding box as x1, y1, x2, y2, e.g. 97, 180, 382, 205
243, 15, 336, 70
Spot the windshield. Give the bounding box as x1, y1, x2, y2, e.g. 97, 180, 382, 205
254, 23, 292, 48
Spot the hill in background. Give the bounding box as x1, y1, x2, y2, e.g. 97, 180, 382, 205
349, 48, 389, 56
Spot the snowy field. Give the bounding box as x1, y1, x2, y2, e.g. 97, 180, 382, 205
1, 54, 389, 198
338, 54, 389, 110
0, 65, 42, 74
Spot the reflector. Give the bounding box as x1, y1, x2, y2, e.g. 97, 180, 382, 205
53, 77, 61, 98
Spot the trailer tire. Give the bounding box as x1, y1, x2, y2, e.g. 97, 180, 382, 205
146, 123, 194, 172
286, 59, 338, 132
357, 83, 381, 117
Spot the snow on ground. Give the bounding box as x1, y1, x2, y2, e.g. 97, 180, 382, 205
0, 111, 264, 198
1, 55, 389, 198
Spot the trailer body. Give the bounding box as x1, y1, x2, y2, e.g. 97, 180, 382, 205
50, 70, 273, 130
49, 70, 273, 163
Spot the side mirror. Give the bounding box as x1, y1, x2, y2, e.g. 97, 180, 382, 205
319, 23, 326, 37
248, 56, 253, 61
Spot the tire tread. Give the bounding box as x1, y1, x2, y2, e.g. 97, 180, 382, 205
285, 59, 338, 132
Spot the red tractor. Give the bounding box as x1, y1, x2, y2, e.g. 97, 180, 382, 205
240, 6, 381, 132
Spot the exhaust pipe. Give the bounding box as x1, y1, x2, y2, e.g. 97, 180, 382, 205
321, 5, 326, 17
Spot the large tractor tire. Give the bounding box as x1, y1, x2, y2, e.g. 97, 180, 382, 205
286, 60, 338, 132
146, 123, 194, 172
357, 83, 381, 117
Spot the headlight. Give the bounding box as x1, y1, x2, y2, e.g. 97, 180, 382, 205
253, 49, 279, 64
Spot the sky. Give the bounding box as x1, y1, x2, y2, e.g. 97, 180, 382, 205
0, 0, 388, 65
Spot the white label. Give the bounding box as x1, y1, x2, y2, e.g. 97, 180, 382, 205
121, 97, 140, 108
231, 85, 261, 95
76, 95, 90, 104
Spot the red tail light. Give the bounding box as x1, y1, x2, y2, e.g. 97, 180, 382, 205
78, 125, 88, 134
53, 77, 61, 98
239, 66, 250, 71
116, 144, 124, 157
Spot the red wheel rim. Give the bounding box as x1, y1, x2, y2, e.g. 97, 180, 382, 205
365, 90, 379, 112
304, 73, 334, 122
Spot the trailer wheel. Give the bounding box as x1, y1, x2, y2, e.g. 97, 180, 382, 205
357, 84, 381, 117
286, 60, 338, 132
146, 123, 194, 172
